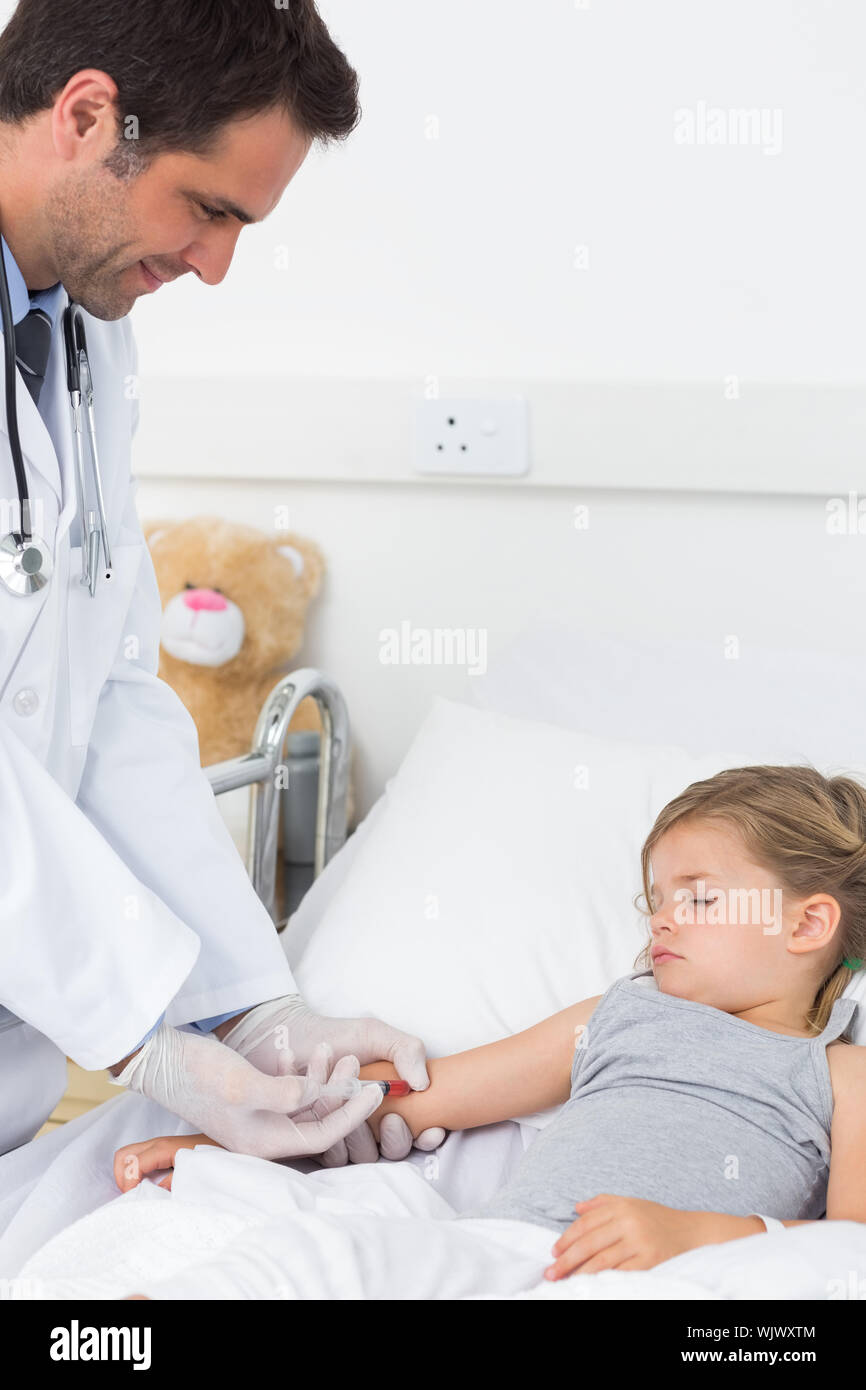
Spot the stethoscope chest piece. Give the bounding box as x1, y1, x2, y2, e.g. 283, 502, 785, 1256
0, 531, 53, 596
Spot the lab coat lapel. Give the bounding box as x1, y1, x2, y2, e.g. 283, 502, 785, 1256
0, 300, 65, 706
0, 307, 63, 513
0, 290, 136, 722
82, 300, 133, 533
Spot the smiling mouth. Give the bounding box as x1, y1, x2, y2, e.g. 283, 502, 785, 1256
141, 258, 175, 289
138, 261, 161, 290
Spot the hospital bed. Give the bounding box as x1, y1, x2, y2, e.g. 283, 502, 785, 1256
203, 666, 353, 926
4, 628, 866, 1299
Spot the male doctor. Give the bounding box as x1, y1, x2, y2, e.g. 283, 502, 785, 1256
0, 0, 438, 1163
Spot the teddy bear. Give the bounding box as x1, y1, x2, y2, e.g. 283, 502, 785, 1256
142, 515, 325, 766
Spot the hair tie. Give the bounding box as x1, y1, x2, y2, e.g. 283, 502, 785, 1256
843, 957, 863, 970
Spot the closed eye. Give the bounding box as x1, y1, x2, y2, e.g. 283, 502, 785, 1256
199, 202, 228, 222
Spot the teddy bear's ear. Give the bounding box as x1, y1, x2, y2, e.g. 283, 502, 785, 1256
142, 519, 175, 549
275, 534, 325, 600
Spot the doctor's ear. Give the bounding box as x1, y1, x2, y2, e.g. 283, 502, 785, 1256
51, 69, 121, 160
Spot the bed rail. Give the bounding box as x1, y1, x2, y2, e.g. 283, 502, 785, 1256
204, 668, 351, 928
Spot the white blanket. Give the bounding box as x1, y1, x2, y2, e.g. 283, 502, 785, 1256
4, 1093, 866, 1300
12, 1141, 707, 1301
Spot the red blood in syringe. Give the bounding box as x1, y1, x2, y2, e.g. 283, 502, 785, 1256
363, 1078, 411, 1096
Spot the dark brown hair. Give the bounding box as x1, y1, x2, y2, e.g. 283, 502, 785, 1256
0, 0, 360, 164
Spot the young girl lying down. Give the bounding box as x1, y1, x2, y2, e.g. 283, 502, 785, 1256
115, 764, 866, 1284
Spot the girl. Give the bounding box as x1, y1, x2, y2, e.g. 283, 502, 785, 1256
116, 764, 866, 1284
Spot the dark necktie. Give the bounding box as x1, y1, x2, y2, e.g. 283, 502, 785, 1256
14, 306, 52, 407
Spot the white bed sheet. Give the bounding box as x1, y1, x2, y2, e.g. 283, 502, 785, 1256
9, 1124, 866, 1301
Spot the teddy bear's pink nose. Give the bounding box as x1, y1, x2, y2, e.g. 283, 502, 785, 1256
183, 587, 227, 612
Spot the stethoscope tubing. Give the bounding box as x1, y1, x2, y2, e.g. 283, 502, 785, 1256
0, 238, 31, 544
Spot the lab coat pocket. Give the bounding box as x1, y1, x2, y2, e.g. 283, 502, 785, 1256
67, 540, 143, 747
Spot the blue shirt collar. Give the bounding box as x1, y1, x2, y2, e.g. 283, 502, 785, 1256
1, 234, 65, 333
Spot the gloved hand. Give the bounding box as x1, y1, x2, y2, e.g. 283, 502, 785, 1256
283, 1043, 373, 1147
220, 995, 447, 1164
328, 1110, 447, 1167
108, 1020, 384, 1159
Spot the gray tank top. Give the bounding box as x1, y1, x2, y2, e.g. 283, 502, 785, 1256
468, 968, 858, 1234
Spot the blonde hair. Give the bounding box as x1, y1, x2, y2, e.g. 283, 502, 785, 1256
634, 765, 866, 1040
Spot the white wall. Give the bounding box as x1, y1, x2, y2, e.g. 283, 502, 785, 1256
129, 0, 866, 383
127, 0, 866, 813
137, 473, 866, 816
127, 1, 866, 491
3, 0, 860, 810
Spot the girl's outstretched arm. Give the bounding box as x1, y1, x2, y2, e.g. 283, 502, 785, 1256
360, 994, 602, 1141
112, 994, 603, 1190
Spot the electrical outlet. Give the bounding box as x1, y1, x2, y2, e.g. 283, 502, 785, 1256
414, 398, 530, 477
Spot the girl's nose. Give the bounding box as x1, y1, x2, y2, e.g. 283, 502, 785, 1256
183, 587, 227, 612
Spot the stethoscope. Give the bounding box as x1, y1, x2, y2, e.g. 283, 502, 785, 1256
0, 241, 112, 598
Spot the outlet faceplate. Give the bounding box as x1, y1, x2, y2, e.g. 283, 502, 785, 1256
413, 398, 530, 477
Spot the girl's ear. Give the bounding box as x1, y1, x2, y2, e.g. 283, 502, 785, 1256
790, 895, 843, 952
274, 534, 325, 599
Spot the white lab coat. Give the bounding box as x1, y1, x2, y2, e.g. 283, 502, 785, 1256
0, 290, 297, 1152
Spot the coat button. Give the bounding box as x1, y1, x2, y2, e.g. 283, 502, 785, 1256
12, 688, 39, 716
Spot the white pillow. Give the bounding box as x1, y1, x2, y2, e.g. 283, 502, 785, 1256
291, 697, 749, 1121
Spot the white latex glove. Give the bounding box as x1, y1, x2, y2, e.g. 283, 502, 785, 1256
284, 1043, 375, 1142
221, 995, 447, 1164
108, 1021, 383, 1159
330, 1111, 447, 1167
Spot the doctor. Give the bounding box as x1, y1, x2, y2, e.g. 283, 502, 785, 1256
0, 0, 439, 1163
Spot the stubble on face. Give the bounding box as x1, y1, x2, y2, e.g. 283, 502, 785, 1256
43, 158, 145, 320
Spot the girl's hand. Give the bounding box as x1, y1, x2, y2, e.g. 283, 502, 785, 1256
545, 1194, 701, 1279
113, 1134, 222, 1193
